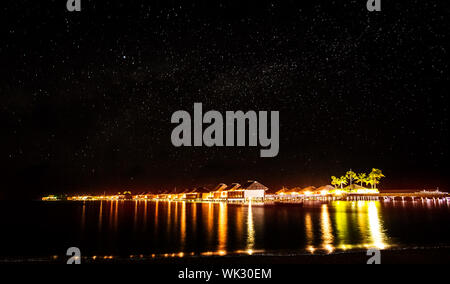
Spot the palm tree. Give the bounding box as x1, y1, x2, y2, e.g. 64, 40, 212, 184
338, 176, 348, 189
346, 170, 357, 188
368, 168, 385, 189
356, 173, 367, 186
331, 176, 339, 189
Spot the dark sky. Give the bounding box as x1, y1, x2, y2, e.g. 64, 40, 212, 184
1, 0, 448, 199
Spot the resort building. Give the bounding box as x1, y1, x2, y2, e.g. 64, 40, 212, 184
227, 181, 268, 202
212, 183, 229, 201
315, 185, 334, 195
185, 187, 211, 200
222, 183, 241, 200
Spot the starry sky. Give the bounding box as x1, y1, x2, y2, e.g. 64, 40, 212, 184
1, 0, 448, 199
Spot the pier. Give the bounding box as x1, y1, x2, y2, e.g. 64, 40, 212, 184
265, 191, 450, 203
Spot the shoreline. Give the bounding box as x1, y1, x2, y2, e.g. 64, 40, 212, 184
2, 247, 450, 264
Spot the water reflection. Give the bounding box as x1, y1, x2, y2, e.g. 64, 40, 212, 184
81, 202, 86, 232
334, 201, 349, 249
246, 202, 255, 254
320, 204, 334, 253
133, 201, 138, 232
167, 201, 172, 236
70, 200, 450, 258
154, 200, 159, 228
191, 203, 197, 235
142, 200, 148, 230
114, 200, 119, 231
304, 213, 314, 253
218, 203, 227, 254
108, 201, 114, 229
98, 201, 103, 232
180, 202, 186, 250
367, 202, 387, 249
206, 203, 214, 246
332, 200, 388, 250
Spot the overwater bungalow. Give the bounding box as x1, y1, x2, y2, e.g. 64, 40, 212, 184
224, 183, 242, 201
230, 180, 267, 202
185, 187, 211, 200
174, 189, 190, 200
212, 183, 229, 200
156, 190, 169, 200
315, 185, 334, 195
275, 187, 289, 195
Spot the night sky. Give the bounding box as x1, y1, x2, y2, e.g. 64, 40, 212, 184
1, 1, 448, 199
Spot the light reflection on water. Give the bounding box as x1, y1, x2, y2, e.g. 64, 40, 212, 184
246, 202, 255, 254
72, 199, 450, 257
321, 204, 334, 253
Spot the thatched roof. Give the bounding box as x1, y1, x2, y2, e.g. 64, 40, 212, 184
300, 186, 317, 193
240, 181, 269, 191
225, 183, 241, 191
345, 184, 368, 190
275, 187, 289, 194
317, 185, 334, 192
213, 183, 228, 192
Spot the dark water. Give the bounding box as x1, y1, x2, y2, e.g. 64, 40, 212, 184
1, 200, 450, 259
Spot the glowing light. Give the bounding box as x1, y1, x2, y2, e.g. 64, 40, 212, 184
42, 195, 58, 201
355, 188, 379, 194
180, 201, 186, 250
218, 202, 228, 252
246, 202, 255, 252
304, 213, 314, 249
321, 204, 334, 253
334, 201, 350, 249
367, 201, 388, 249
324, 244, 334, 253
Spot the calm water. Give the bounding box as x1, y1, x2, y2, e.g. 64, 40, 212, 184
1, 200, 450, 258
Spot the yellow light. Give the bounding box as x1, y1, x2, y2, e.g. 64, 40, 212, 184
325, 244, 334, 253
